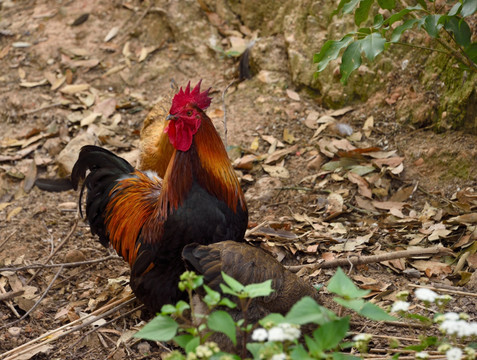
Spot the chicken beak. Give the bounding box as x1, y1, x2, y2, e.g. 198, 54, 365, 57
166, 114, 177, 121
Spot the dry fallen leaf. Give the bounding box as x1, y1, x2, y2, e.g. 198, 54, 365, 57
347, 172, 372, 199
60, 84, 90, 94
7, 206, 22, 221
262, 164, 290, 179
412, 260, 452, 277
363, 116, 374, 137
265, 145, 298, 164
286, 89, 300, 101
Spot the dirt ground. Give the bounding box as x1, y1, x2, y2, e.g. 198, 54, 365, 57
1, 1, 477, 359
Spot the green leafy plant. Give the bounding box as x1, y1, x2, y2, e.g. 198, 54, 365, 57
314, 0, 477, 84
134, 268, 396, 359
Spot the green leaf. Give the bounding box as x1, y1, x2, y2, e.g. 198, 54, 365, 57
415, 0, 427, 10
407, 313, 433, 324
313, 317, 350, 352
134, 315, 179, 341
461, 0, 477, 17
327, 268, 370, 298
355, 0, 373, 26
340, 41, 362, 84
203, 285, 221, 306
161, 304, 176, 315
207, 311, 237, 345
422, 15, 442, 38
377, 0, 395, 10
314, 36, 353, 72
386, 5, 423, 26
333, 297, 366, 312
246, 343, 262, 359
390, 18, 419, 42
359, 302, 397, 321
443, 16, 471, 47
176, 301, 190, 314
221, 272, 245, 292
219, 284, 239, 297
244, 279, 274, 298
260, 313, 287, 327
173, 334, 195, 349
286, 296, 337, 325
373, 14, 384, 29
305, 334, 323, 357
361, 32, 386, 61
185, 336, 200, 353
210, 353, 240, 360
219, 297, 237, 309
290, 344, 315, 360
448, 2, 462, 16
404, 336, 437, 351
464, 43, 477, 63
340, 0, 360, 15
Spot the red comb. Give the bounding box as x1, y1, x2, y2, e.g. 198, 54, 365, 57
169, 80, 212, 114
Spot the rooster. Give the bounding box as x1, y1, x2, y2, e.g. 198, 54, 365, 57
71, 81, 248, 312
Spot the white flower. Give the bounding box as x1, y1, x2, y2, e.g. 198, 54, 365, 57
414, 288, 439, 303
415, 351, 429, 359
353, 333, 372, 342
443, 312, 460, 321
446, 347, 463, 360
267, 323, 301, 342
268, 327, 285, 342
271, 353, 286, 360
440, 320, 477, 337
251, 328, 268, 342
391, 301, 410, 313
195, 345, 212, 358
278, 323, 301, 341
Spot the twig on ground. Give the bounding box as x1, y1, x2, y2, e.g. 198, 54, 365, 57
350, 320, 425, 329
0, 255, 122, 272
18, 103, 63, 117
221, 80, 237, 149
348, 331, 420, 343
0, 290, 24, 302
26, 217, 78, 285
1, 294, 136, 360
286, 247, 453, 272
408, 283, 477, 298
1, 266, 65, 330
0, 229, 17, 251
72, 304, 144, 349
0, 282, 21, 318
245, 220, 269, 237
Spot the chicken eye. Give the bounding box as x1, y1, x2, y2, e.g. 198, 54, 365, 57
187, 111, 193, 116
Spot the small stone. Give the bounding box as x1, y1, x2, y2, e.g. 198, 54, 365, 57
8, 327, 21, 337
64, 249, 86, 263
43, 138, 63, 156
137, 342, 151, 354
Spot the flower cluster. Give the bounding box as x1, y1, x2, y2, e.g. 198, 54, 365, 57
391, 300, 410, 313
251, 323, 301, 343
186, 342, 220, 360
415, 351, 429, 359
414, 288, 451, 306
353, 333, 373, 353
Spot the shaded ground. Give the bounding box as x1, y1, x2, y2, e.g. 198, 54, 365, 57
1, 1, 477, 359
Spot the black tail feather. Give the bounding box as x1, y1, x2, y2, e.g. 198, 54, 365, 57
71, 145, 134, 247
